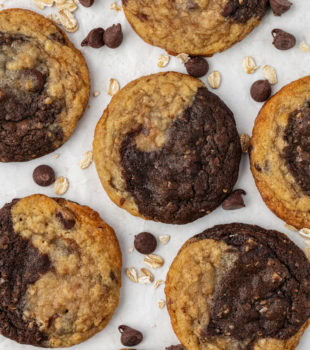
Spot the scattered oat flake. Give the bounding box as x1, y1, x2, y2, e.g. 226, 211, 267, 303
157, 54, 170, 68
54, 176, 69, 195
159, 235, 170, 245
126, 267, 138, 283
242, 56, 259, 74
284, 223, 298, 232
34, 0, 54, 10
140, 268, 154, 282
108, 79, 120, 96
110, 2, 122, 11
93, 91, 100, 97
208, 71, 221, 89
262, 65, 278, 85
158, 299, 166, 309
154, 280, 164, 289
56, 0, 77, 12
144, 254, 164, 269
240, 134, 250, 153
138, 275, 153, 284
80, 151, 93, 169
57, 9, 78, 32
177, 53, 190, 64
299, 40, 310, 53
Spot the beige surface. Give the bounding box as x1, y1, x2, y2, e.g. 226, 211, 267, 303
122, 0, 264, 56
93, 71, 203, 219
0, 9, 90, 161
11, 195, 122, 348
250, 76, 310, 229
165, 236, 310, 350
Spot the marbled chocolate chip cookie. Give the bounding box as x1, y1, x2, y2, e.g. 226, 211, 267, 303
93, 72, 241, 225
0, 194, 122, 347
250, 76, 310, 230
165, 223, 310, 350
122, 0, 269, 56
0, 9, 90, 162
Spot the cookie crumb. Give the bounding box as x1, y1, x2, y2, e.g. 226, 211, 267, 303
240, 134, 250, 153
54, 176, 69, 195
80, 151, 93, 169
242, 56, 259, 74
93, 91, 100, 97
176, 53, 190, 64
158, 299, 166, 309
157, 54, 170, 68
208, 71, 221, 89
159, 234, 170, 245
154, 280, 164, 289
262, 65, 278, 85
108, 79, 120, 96
128, 246, 134, 253
110, 2, 122, 11
52, 153, 60, 159
300, 40, 310, 52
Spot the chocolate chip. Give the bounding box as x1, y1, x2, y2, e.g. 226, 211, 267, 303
250, 80, 271, 102
56, 211, 76, 230
165, 346, 185, 350
272, 29, 296, 50
134, 232, 157, 254
118, 325, 143, 347
79, 0, 94, 7
222, 189, 246, 210
81, 28, 105, 48
185, 57, 209, 78
33, 165, 56, 187
103, 24, 123, 48
270, 0, 292, 16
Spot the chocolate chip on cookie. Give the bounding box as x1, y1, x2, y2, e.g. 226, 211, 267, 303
251, 80, 271, 102
118, 325, 143, 347
270, 0, 292, 16
222, 189, 246, 210
103, 24, 123, 48
79, 0, 94, 7
185, 57, 209, 78
82, 28, 105, 48
272, 29, 296, 50
134, 232, 157, 254
33, 165, 56, 187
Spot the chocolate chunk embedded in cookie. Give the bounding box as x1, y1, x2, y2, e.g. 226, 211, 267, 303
122, 0, 269, 56
0, 194, 122, 347
165, 223, 310, 350
250, 76, 310, 230
0, 9, 90, 162
93, 72, 241, 224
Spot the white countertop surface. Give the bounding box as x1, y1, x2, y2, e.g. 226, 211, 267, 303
0, 0, 309, 349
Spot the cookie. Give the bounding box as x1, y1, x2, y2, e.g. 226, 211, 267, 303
0, 9, 90, 162
122, 0, 269, 56
165, 223, 310, 350
250, 76, 310, 230
93, 72, 241, 225
0, 194, 122, 347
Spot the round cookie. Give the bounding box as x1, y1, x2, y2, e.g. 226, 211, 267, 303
0, 194, 122, 347
0, 9, 90, 162
122, 0, 269, 56
165, 223, 310, 350
93, 72, 241, 225
250, 76, 310, 230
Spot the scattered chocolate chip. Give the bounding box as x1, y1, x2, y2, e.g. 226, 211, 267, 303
272, 29, 296, 50
165, 346, 185, 350
185, 56, 209, 78
134, 232, 157, 254
33, 165, 56, 187
79, 0, 94, 7
104, 24, 123, 48
118, 325, 143, 347
270, 0, 292, 16
250, 80, 271, 102
222, 189, 246, 210
56, 211, 76, 230
0, 235, 9, 249
81, 28, 105, 48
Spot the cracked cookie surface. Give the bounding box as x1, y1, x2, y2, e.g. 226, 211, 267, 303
0, 194, 122, 347
165, 223, 310, 350
0, 9, 90, 162
250, 76, 310, 229
93, 72, 241, 224
122, 0, 268, 56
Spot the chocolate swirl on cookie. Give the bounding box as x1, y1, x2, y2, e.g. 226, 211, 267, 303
282, 101, 310, 195
120, 88, 241, 224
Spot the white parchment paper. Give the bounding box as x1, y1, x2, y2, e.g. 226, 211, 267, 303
0, 0, 309, 349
